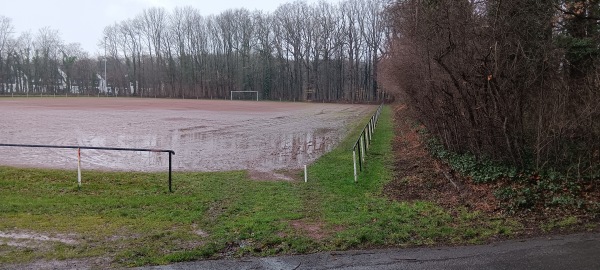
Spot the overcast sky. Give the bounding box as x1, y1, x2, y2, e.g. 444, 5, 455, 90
2, 0, 340, 56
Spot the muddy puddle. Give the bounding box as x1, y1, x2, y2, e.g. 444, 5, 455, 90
0, 98, 375, 174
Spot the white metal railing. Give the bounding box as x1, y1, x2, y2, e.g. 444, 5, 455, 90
352, 103, 384, 183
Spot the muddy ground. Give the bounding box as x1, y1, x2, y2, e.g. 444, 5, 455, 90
0, 98, 374, 175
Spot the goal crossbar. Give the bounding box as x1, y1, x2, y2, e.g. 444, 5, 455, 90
230, 91, 259, 101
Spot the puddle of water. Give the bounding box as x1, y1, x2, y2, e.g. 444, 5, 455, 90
0, 123, 341, 173
170, 128, 337, 172
0, 231, 78, 245
0, 99, 375, 174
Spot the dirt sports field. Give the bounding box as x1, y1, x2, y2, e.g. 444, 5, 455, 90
0, 98, 374, 177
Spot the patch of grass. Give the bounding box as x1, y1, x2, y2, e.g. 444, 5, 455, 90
541, 216, 580, 232
0, 106, 520, 267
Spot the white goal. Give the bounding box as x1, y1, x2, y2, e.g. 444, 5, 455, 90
230, 91, 259, 101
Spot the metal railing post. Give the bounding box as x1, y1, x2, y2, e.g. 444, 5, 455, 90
169, 151, 173, 193
370, 117, 375, 139
367, 121, 370, 144
351, 103, 384, 182
0, 143, 175, 192
364, 128, 369, 151
353, 150, 358, 183
368, 121, 372, 143
361, 134, 366, 163
357, 141, 363, 171
77, 148, 81, 190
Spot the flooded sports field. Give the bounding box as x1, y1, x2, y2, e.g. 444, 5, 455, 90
0, 98, 374, 176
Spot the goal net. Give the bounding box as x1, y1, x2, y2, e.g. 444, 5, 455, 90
230, 91, 259, 101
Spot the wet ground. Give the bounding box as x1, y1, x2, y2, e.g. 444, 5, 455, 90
0, 98, 374, 175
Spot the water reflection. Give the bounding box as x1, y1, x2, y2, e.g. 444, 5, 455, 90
0, 100, 373, 174
171, 127, 338, 172
0, 127, 340, 173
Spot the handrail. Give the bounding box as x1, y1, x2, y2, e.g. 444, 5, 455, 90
0, 143, 175, 192
351, 103, 384, 183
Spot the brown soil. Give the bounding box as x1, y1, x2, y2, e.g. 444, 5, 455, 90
385, 103, 600, 236
384, 104, 498, 213
289, 220, 328, 241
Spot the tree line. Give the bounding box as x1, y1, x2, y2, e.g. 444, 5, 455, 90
382, 0, 600, 177
0, 18, 96, 96
0, 0, 388, 102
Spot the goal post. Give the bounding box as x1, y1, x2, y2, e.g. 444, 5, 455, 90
230, 91, 259, 101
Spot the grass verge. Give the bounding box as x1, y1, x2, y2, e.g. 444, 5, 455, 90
0, 106, 519, 268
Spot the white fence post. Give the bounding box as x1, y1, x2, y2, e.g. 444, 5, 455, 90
304, 165, 308, 183
361, 135, 366, 163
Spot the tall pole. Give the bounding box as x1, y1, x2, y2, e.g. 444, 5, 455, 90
104, 36, 107, 95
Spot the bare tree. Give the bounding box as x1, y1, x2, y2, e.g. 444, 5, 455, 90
382, 0, 600, 177
0, 1, 388, 102
34, 27, 63, 94
0, 16, 14, 93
